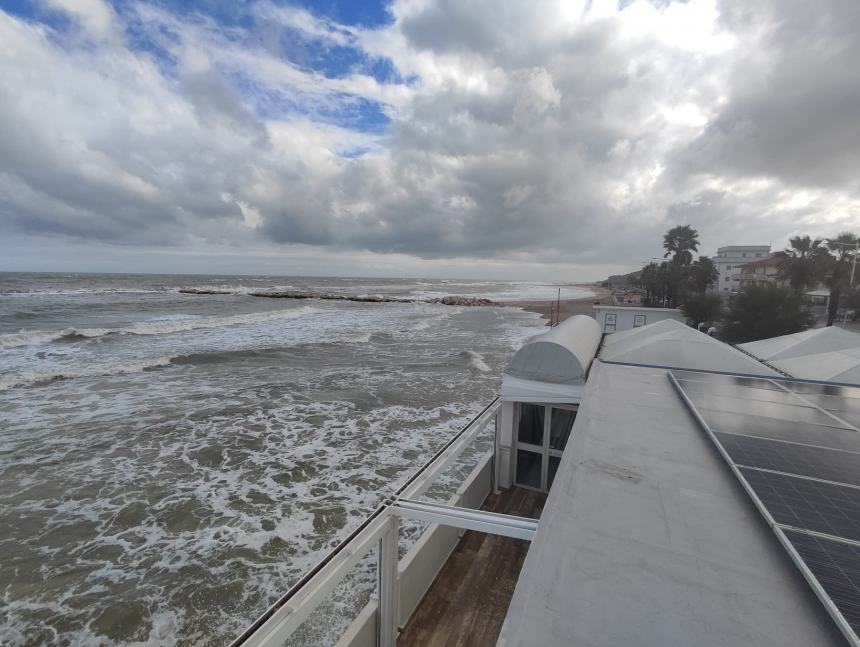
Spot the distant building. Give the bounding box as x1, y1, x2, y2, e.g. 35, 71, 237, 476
737, 253, 785, 289
593, 305, 684, 334
710, 245, 771, 295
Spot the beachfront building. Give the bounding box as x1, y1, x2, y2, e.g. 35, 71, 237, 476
593, 304, 684, 334
233, 318, 860, 647
737, 253, 785, 289
710, 244, 771, 295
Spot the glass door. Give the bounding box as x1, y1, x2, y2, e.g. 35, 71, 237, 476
514, 403, 577, 492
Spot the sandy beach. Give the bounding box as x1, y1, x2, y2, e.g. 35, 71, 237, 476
510, 283, 612, 324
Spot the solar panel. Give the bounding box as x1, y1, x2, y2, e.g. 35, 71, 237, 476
700, 410, 860, 451
669, 369, 860, 645
783, 529, 860, 637
714, 432, 860, 487
740, 467, 860, 543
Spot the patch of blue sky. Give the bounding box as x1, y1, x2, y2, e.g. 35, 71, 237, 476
288, 0, 393, 29
226, 68, 391, 137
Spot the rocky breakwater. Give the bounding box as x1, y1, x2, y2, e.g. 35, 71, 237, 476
249, 291, 407, 303
426, 296, 497, 306
252, 292, 500, 307
179, 288, 233, 295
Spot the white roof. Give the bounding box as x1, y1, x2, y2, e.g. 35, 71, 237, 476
504, 315, 601, 385
599, 319, 777, 376
497, 362, 842, 647
739, 326, 860, 361
739, 327, 860, 385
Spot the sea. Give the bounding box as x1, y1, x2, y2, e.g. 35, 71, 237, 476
0, 273, 592, 646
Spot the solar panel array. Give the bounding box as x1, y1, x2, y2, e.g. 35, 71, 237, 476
669, 369, 860, 646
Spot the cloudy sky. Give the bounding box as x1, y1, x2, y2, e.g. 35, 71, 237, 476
0, 0, 858, 280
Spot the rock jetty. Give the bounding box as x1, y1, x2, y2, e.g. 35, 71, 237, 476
250, 291, 407, 303
180, 289, 499, 308
427, 296, 497, 306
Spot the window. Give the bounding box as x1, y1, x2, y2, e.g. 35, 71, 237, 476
742, 253, 747, 257
633, 314, 646, 328
517, 403, 544, 446
726, 265, 731, 270
549, 408, 576, 450
755, 253, 763, 257
725, 276, 730, 281
604, 312, 616, 333
514, 404, 577, 492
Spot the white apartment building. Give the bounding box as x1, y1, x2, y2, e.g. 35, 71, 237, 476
710, 245, 771, 295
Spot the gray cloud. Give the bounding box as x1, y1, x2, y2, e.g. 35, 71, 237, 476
0, 0, 858, 279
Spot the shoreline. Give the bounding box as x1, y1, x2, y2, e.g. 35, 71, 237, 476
508, 284, 612, 324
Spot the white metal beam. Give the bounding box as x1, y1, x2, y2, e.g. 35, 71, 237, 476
377, 515, 399, 647
393, 498, 538, 541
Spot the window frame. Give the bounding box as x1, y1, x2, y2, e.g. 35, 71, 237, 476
513, 403, 578, 492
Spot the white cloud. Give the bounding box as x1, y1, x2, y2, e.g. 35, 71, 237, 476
43, 0, 117, 40
1, 0, 858, 279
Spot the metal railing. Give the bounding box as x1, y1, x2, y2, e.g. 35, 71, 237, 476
231, 397, 535, 647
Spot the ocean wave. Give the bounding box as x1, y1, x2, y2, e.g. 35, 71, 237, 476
0, 306, 317, 349
0, 356, 175, 391
464, 350, 491, 372
177, 284, 297, 295
1, 288, 168, 297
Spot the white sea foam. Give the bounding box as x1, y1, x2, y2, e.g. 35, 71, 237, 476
0, 306, 317, 349
465, 350, 491, 372
0, 356, 175, 391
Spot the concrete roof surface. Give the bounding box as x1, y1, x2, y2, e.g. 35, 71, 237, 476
496, 362, 845, 647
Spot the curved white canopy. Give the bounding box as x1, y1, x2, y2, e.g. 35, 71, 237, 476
505, 315, 601, 385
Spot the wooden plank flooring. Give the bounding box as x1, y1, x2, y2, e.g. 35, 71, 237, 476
397, 488, 546, 647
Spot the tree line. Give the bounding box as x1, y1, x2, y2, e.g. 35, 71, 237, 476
630, 226, 859, 343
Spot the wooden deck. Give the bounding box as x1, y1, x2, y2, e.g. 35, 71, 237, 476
397, 487, 546, 647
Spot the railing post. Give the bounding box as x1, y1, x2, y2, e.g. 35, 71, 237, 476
377, 513, 399, 647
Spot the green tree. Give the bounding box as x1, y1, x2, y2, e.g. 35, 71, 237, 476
722, 285, 814, 343
778, 235, 830, 295
686, 256, 719, 293
825, 233, 859, 326
663, 225, 700, 266
680, 293, 723, 328
636, 262, 669, 307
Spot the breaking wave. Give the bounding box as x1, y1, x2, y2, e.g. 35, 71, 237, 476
0, 356, 175, 391
0, 306, 317, 349
464, 350, 491, 372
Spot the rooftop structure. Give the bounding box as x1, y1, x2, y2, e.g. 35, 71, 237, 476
600, 318, 776, 375
497, 361, 845, 647
592, 304, 684, 334
739, 326, 860, 384
500, 314, 600, 403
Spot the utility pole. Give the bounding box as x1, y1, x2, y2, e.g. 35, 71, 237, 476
842, 240, 859, 326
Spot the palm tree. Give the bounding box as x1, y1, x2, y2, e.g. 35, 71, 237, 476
778, 235, 829, 295
663, 225, 700, 266
825, 232, 860, 326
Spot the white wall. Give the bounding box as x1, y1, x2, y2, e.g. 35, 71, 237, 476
593, 306, 684, 334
